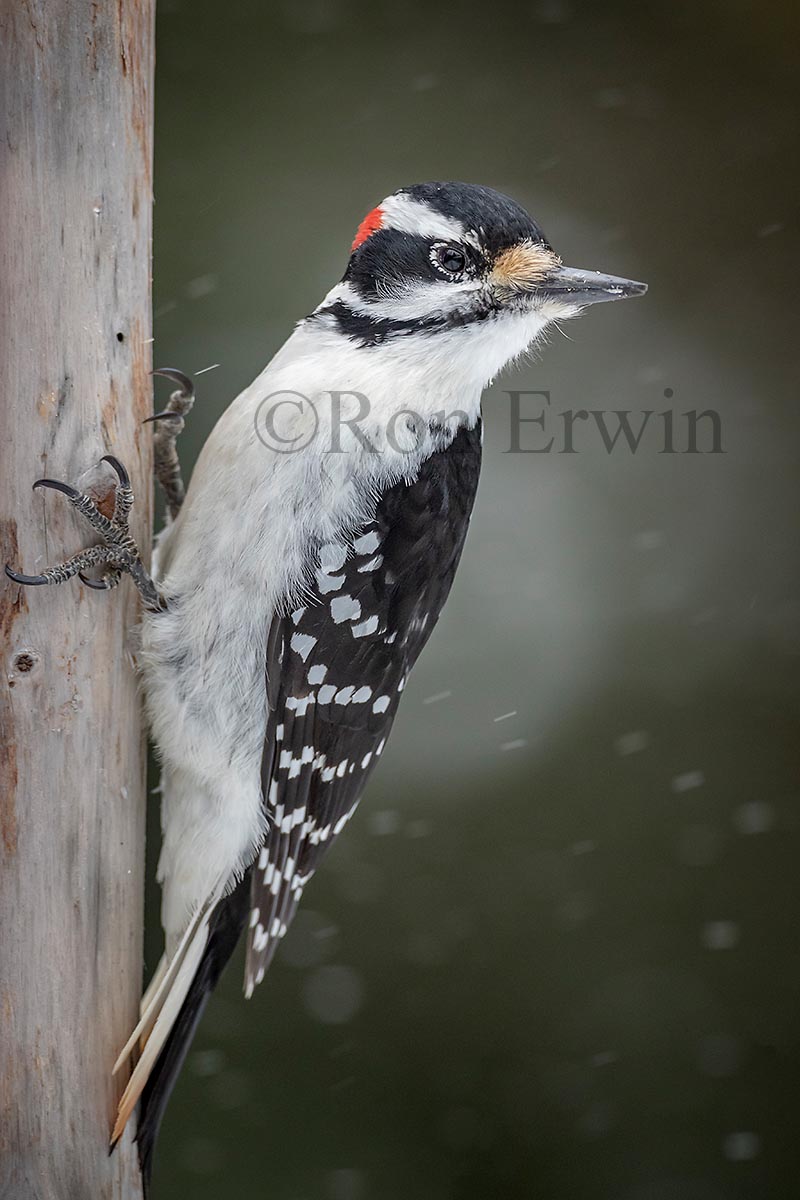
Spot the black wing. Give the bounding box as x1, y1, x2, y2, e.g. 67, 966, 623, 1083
245, 419, 482, 992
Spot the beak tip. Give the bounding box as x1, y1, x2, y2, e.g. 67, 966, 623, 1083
626, 279, 648, 298
542, 266, 648, 306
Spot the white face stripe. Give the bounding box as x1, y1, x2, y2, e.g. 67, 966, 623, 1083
318, 279, 482, 324
379, 193, 465, 243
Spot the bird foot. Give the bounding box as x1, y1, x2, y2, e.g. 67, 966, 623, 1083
5, 456, 165, 612
147, 367, 195, 521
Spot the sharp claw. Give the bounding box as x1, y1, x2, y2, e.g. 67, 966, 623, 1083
5, 564, 48, 586
79, 571, 112, 590
143, 410, 182, 425
100, 455, 130, 489
151, 367, 194, 397
32, 478, 80, 499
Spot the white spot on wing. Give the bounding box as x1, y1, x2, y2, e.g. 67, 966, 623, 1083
353, 530, 381, 555
331, 594, 362, 623
291, 632, 316, 661
358, 555, 383, 573
317, 570, 345, 595
352, 615, 379, 638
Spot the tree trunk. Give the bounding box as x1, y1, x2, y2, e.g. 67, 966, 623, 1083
0, 3, 154, 1196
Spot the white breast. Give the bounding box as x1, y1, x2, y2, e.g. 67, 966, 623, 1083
140, 304, 545, 945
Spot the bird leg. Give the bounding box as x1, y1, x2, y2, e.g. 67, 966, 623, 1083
146, 367, 195, 521
5, 456, 165, 612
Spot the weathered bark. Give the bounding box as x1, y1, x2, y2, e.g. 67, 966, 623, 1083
0, 3, 154, 1197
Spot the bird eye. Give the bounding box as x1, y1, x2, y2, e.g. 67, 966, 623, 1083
432, 243, 468, 279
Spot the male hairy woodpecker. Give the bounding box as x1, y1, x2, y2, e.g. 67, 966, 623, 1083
7, 181, 646, 1187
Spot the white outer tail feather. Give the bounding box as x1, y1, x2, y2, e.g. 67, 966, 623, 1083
111, 876, 226, 1145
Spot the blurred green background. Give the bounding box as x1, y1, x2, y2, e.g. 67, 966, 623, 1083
146, 0, 800, 1196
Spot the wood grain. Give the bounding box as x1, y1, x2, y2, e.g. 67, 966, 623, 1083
0, 2, 154, 1195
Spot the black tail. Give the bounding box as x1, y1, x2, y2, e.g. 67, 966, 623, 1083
136, 871, 251, 1196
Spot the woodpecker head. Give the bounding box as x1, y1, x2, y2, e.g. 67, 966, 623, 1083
310, 181, 646, 381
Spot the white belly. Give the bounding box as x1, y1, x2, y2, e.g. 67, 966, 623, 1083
139, 324, 485, 946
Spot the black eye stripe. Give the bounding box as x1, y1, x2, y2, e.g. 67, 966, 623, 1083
345, 229, 436, 300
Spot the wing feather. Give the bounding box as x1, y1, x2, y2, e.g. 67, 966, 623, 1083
245, 420, 482, 993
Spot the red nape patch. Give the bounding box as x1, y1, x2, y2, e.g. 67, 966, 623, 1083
351, 206, 384, 251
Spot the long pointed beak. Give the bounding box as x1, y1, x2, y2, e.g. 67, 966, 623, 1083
541, 265, 647, 306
